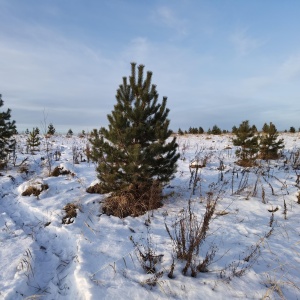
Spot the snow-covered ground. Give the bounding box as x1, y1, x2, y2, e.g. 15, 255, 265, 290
1, 133, 300, 299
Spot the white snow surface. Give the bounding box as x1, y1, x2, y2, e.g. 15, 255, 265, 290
1, 133, 300, 299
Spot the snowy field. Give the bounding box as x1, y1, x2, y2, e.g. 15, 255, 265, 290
1, 133, 300, 300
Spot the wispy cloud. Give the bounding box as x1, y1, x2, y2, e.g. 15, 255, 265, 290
152, 6, 188, 37
230, 28, 265, 56
279, 54, 300, 80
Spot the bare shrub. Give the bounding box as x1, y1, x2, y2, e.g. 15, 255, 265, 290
130, 231, 163, 274
62, 203, 78, 224
197, 244, 218, 273
102, 181, 162, 218
165, 193, 218, 277
141, 271, 164, 287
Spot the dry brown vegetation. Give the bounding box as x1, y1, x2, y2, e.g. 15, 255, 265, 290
21, 183, 49, 197
102, 181, 163, 218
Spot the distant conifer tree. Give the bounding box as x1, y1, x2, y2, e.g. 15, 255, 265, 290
89, 63, 179, 217
67, 129, 73, 136
211, 125, 222, 135
262, 123, 269, 133
198, 127, 204, 134
47, 123, 56, 135
26, 127, 40, 153
0, 94, 16, 167
232, 125, 238, 134
233, 120, 259, 166
290, 126, 296, 133
178, 128, 184, 135
259, 122, 284, 160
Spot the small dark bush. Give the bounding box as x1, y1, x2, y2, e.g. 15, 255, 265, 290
62, 203, 78, 224
22, 184, 49, 197
51, 166, 73, 177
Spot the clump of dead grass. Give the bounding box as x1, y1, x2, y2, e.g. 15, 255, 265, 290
22, 183, 49, 197
102, 181, 163, 218
51, 166, 74, 177
86, 183, 103, 194
62, 203, 78, 224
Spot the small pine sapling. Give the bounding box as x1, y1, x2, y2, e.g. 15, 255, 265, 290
233, 120, 259, 167
26, 127, 41, 153
0, 94, 17, 168
259, 122, 284, 160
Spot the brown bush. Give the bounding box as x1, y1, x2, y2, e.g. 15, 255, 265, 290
51, 166, 73, 177
86, 183, 103, 194
235, 159, 257, 167
62, 203, 78, 224
102, 181, 163, 218
22, 184, 49, 197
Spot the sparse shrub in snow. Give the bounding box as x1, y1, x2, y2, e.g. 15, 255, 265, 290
165, 194, 219, 277
89, 62, 179, 217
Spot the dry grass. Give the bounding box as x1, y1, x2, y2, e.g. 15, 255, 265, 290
86, 183, 103, 194
22, 184, 49, 197
62, 203, 78, 224
51, 166, 74, 177
102, 181, 163, 218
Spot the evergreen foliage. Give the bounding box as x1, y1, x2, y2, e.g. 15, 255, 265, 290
233, 120, 259, 166
262, 123, 268, 133
211, 125, 222, 135
26, 127, 40, 153
251, 125, 257, 133
0, 94, 16, 167
178, 128, 184, 135
67, 129, 73, 136
89, 63, 179, 217
47, 123, 56, 135
259, 122, 284, 160
290, 126, 296, 133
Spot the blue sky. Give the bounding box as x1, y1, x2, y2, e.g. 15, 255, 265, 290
1, 0, 300, 133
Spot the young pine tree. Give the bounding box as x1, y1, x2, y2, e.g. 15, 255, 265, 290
259, 122, 284, 160
67, 129, 73, 137
47, 123, 56, 135
211, 125, 222, 135
0, 94, 16, 167
89, 63, 179, 217
233, 120, 259, 166
26, 127, 41, 153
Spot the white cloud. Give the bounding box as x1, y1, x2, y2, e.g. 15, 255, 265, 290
230, 28, 265, 56
152, 6, 188, 37
278, 54, 300, 80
